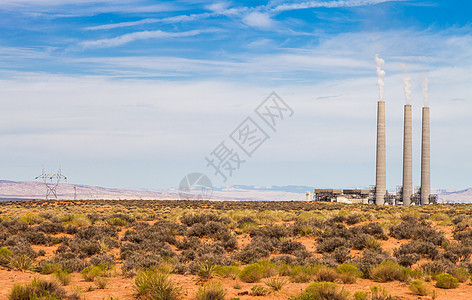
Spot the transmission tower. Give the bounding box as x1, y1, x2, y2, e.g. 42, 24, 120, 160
35, 168, 67, 200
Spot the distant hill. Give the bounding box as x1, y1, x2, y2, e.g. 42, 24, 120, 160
0, 180, 470, 203
438, 188, 472, 203
0, 180, 173, 200
0, 180, 306, 201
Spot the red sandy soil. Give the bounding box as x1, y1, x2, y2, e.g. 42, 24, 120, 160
381, 237, 410, 254
2, 270, 472, 300
31, 245, 58, 260
296, 237, 317, 253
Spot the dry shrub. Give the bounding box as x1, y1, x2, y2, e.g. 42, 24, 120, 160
264, 276, 287, 292
134, 270, 182, 300
435, 273, 459, 289
317, 237, 349, 253
371, 261, 404, 282
390, 218, 444, 245
279, 240, 306, 254
8, 253, 35, 271
94, 276, 109, 289
353, 290, 370, 300
239, 261, 276, 283
316, 266, 340, 282
453, 267, 469, 283
53, 270, 72, 286
41, 263, 62, 275
370, 286, 393, 300
8, 278, 68, 300
293, 282, 350, 300
332, 246, 351, 264
394, 240, 439, 261
355, 249, 392, 276
80, 266, 103, 282
196, 261, 217, 280
289, 265, 320, 283
421, 259, 455, 275
337, 264, 363, 284
196, 281, 227, 300
251, 285, 269, 296
215, 265, 240, 279
408, 279, 430, 296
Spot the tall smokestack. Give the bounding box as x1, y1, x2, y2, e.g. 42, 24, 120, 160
376, 101, 386, 204
375, 55, 386, 204
421, 106, 430, 205
421, 76, 430, 205
401, 64, 412, 205
402, 104, 412, 205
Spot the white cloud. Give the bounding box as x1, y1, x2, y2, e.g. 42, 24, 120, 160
206, 1, 230, 13
243, 12, 275, 29
78, 29, 213, 49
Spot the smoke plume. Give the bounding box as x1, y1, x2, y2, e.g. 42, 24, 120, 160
422, 75, 429, 107
375, 54, 386, 101
400, 63, 411, 105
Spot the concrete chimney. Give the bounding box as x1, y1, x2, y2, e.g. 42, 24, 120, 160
375, 101, 386, 204
402, 104, 413, 205
420, 106, 430, 205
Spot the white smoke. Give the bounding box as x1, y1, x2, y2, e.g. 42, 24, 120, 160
422, 75, 429, 107
375, 54, 386, 101
400, 63, 411, 105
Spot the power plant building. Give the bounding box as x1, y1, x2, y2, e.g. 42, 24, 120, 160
314, 189, 370, 204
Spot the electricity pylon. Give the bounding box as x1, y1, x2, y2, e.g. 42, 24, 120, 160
35, 168, 67, 200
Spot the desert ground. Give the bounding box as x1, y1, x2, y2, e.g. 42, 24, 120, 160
1, 200, 472, 299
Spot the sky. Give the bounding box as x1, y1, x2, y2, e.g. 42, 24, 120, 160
0, 0, 471, 191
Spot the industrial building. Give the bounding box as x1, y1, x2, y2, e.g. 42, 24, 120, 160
313, 189, 370, 204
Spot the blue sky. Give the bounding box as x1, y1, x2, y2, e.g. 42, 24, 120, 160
0, 0, 471, 191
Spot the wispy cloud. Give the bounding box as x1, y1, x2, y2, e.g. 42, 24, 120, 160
269, 0, 398, 12
82, 0, 401, 31
0, 46, 54, 58
84, 8, 245, 31
85, 18, 162, 31
246, 38, 274, 48
78, 29, 215, 49
0, 1, 178, 17
70, 28, 472, 78
84, 13, 215, 31
0, 0, 120, 5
